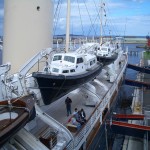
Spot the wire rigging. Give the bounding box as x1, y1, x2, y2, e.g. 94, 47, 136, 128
53, 0, 123, 40
83, 0, 97, 37
87, 0, 100, 37
76, 0, 85, 36
105, 0, 120, 36
53, 0, 62, 36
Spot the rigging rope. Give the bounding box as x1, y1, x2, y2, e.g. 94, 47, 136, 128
53, 0, 123, 41
53, 0, 62, 36
83, 0, 97, 37
77, 0, 85, 36
105, 0, 120, 36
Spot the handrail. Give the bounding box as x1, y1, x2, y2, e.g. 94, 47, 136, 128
35, 104, 74, 147
66, 53, 128, 149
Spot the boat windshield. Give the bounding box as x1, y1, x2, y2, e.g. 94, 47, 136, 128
101, 48, 108, 51
53, 55, 62, 61
64, 56, 75, 63
52, 68, 59, 73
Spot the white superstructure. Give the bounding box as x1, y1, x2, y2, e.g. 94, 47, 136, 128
3, 0, 53, 73
50, 53, 97, 75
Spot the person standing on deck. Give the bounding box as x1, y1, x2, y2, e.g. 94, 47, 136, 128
65, 97, 72, 116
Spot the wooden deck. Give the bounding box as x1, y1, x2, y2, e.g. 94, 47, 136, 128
29, 53, 127, 141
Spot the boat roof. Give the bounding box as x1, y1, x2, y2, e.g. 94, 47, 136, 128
53, 52, 96, 59
80, 43, 98, 48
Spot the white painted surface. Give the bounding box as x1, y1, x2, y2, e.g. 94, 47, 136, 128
3, 0, 53, 73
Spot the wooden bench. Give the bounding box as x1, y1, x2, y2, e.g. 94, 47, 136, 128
66, 123, 77, 133
39, 128, 57, 149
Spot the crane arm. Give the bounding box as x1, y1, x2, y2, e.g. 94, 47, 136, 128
19, 48, 53, 77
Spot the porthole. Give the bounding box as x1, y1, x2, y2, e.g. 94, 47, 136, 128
37, 6, 40, 11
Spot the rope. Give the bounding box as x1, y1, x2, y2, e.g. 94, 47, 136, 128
0, 104, 30, 112
83, 0, 97, 37
53, 0, 62, 36
77, 0, 85, 36
53, 75, 67, 100
0, 97, 31, 122
0, 95, 31, 112
11, 96, 25, 104
87, 13, 99, 37
104, 0, 120, 36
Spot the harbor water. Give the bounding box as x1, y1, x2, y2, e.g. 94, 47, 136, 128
91, 43, 146, 150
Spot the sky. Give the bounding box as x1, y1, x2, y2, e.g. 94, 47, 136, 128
0, 0, 150, 36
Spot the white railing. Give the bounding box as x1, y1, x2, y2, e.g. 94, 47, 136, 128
66, 80, 117, 149
65, 54, 128, 150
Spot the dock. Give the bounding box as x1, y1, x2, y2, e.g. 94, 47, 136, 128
122, 54, 150, 150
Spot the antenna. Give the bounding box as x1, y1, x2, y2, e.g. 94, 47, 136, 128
100, 0, 103, 45
100, 1, 106, 45
65, 0, 71, 53
123, 18, 127, 48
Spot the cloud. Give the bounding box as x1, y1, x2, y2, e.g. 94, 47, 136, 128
122, 0, 143, 2
0, 8, 3, 35
0, 8, 4, 17
132, 0, 143, 2
107, 2, 127, 9
54, 1, 102, 35
109, 14, 150, 36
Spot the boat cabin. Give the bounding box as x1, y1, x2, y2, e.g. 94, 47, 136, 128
50, 53, 97, 75
96, 45, 110, 57
96, 43, 116, 57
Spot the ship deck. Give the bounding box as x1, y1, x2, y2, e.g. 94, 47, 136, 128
27, 52, 127, 149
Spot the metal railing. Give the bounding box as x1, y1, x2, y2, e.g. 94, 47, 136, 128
66, 54, 128, 150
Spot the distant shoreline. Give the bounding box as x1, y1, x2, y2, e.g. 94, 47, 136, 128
53, 37, 147, 44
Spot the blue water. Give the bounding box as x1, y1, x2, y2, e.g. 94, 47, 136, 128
111, 44, 144, 150
124, 43, 144, 97
91, 43, 145, 150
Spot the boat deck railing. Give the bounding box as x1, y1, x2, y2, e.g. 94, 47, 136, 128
66, 54, 128, 149
15, 52, 127, 150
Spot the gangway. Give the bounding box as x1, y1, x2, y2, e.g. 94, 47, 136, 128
110, 121, 150, 140
113, 113, 144, 120
127, 63, 150, 74
125, 79, 150, 89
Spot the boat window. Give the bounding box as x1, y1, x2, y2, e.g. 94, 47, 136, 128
101, 48, 107, 51
90, 59, 96, 66
64, 56, 75, 63
90, 61, 93, 66
62, 70, 69, 73
53, 55, 62, 61
90, 61, 92, 66
77, 57, 83, 64
52, 68, 59, 73
70, 69, 75, 72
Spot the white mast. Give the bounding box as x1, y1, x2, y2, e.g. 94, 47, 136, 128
65, 0, 71, 53
57, 39, 59, 48
100, 0, 103, 45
